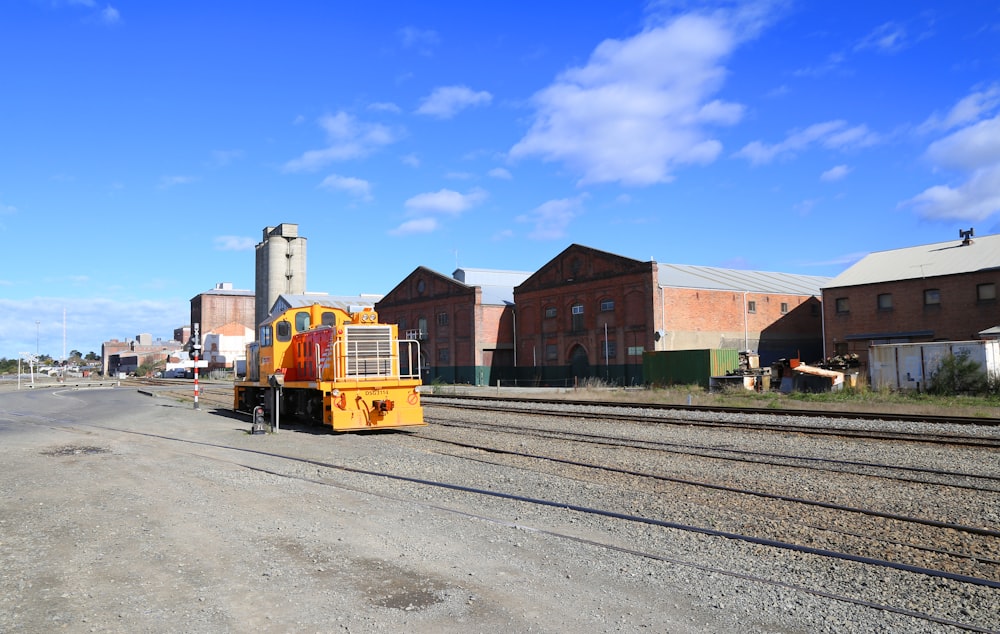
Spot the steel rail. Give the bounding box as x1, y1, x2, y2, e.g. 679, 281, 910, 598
427, 417, 1000, 492
425, 398, 1000, 448
8, 407, 998, 632
422, 393, 1000, 427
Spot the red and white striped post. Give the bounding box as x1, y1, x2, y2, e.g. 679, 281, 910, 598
193, 322, 201, 410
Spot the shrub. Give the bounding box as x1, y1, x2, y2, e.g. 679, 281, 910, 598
926, 352, 988, 396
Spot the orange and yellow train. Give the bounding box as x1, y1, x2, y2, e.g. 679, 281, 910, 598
234, 301, 424, 431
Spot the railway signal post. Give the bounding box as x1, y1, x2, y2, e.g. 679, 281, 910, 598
192, 323, 201, 410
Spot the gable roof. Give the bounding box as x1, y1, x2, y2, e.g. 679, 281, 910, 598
658, 264, 830, 296
516, 244, 654, 293
265, 293, 377, 324
823, 232, 1000, 289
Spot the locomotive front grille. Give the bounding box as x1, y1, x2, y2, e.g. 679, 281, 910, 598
340, 325, 393, 378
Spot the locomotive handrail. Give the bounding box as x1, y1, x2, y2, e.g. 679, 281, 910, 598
330, 337, 421, 381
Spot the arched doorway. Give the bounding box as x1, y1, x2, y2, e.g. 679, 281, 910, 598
569, 344, 590, 380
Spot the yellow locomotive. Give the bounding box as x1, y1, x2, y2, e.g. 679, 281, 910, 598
234, 299, 424, 431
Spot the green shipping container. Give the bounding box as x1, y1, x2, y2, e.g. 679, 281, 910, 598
642, 349, 741, 388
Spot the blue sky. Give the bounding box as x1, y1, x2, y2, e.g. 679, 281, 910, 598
2, 1, 999, 359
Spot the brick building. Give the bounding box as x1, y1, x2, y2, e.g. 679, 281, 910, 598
190, 282, 255, 341
822, 231, 1000, 371
513, 245, 828, 386
376, 267, 530, 385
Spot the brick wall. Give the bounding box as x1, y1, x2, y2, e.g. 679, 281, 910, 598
823, 271, 1000, 366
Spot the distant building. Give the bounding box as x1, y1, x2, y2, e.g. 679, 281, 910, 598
822, 230, 1000, 370
201, 322, 254, 371
513, 244, 828, 386
102, 334, 183, 377
190, 282, 255, 343
376, 267, 530, 385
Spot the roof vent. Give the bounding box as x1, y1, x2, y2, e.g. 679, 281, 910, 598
960, 227, 974, 246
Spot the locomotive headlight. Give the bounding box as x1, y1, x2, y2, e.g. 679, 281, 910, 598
331, 389, 340, 397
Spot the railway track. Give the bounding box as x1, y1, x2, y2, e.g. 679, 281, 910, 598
12, 386, 1000, 632
422, 394, 1000, 449
414, 410, 1000, 579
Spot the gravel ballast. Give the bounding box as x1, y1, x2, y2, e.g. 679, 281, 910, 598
1, 385, 997, 633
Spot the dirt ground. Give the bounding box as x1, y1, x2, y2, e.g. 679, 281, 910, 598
1, 385, 748, 633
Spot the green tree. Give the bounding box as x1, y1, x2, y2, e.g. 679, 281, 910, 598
927, 352, 987, 395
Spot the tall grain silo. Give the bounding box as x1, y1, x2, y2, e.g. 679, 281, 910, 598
254, 223, 307, 334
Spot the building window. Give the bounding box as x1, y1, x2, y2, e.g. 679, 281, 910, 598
924, 289, 940, 306
544, 306, 557, 319
835, 298, 850, 314
747, 300, 756, 314
545, 344, 557, 361
600, 299, 615, 312
437, 348, 449, 363
571, 303, 584, 331
437, 312, 449, 326
417, 317, 428, 338
978, 283, 996, 302
877, 293, 893, 310
627, 346, 644, 357
602, 341, 616, 358
780, 302, 788, 314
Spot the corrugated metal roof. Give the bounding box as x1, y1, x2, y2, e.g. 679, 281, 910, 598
453, 268, 530, 305
266, 294, 378, 322
453, 268, 531, 287
657, 264, 829, 296
823, 232, 1000, 289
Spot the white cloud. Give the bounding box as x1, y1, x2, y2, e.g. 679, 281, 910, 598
157, 175, 197, 189
488, 167, 512, 180
901, 107, 1000, 222
415, 86, 492, 119
283, 111, 395, 172
318, 174, 373, 201
918, 84, 1000, 133
820, 165, 850, 182
404, 188, 487, 215
515, 195, 587, 240
368, 101, 402, 114
213, 235, 255, 251
209, 149, 243, 167
100, 4, 121, 25
510, 13, 744, 186
854, 22, 907, 54
924, 115, 1000, 171
0, 199, 16, 215
899, 164, 1000, 222
391, 188, 488, 236
389, 218, 438, 236
398, 26, 439, 54
735, 121, 878, 165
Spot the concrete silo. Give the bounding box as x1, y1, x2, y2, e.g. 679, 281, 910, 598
254, 223, 307, 334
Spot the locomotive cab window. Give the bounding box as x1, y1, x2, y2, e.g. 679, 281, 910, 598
259, 325, 273, 347
295, 311, 310, 332
276, 320, 292, 342
321, 312, 337, 327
